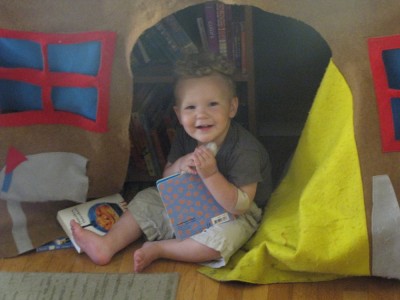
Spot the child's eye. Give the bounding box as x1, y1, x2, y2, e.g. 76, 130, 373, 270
209, 101, 219, 107
185, 105, 195, 110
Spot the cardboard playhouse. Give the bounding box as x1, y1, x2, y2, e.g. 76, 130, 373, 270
1, 0, 400, 284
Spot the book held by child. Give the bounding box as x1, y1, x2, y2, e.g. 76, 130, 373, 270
57, 194, 127, 253
156, 172, 234, 240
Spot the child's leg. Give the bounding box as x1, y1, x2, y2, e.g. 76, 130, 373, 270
133, 238, 220, 272
71, 210, 143, 265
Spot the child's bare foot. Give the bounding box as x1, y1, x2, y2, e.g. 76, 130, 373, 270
70, 219, 112, 265
133, 242, 161, 272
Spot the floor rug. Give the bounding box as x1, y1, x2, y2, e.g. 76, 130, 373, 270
0, 271, 179, 300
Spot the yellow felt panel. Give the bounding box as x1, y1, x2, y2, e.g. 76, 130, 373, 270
200, 59, 370, 283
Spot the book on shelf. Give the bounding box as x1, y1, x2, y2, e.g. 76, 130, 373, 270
139, 113, 163, 177
196, 16, 209, 50
203, 2, 219, 54
216, 3, 228, 58
57, 194, 128, 253
130, 112, 158, 177
224, 4, 234, 61
200, 3, 247, 73
136, 39, 151, 63
154, 21, 183, 61
232, 6, 247, 73
142, 27, 177, 64
162, 14, 198, 56
156, 172, 235, 240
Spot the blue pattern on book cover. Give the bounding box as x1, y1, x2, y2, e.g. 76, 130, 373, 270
157, 172, 234, 240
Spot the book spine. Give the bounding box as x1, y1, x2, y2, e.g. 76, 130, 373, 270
216, 2, 227, 57
162, 15, 198, 55
131, 112, 157, 176
231, 6, 244, 71
204, 2, 219, 54
129, 112, 147, 172
139, 113, 162, 177
196, 17, 209, 51
154, 22, 182, 60
145, 27, 177, 63
224, 4, 233, 61
140, 30, 170, 64
232, 21, 242, 71
240, 21, 247, 74
137, 39, 151, 63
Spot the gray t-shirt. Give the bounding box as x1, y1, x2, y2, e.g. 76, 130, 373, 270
167, 121, 272, 208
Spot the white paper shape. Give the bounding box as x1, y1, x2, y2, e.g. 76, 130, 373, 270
372, 174, 400, 278
0, 152, 88, 203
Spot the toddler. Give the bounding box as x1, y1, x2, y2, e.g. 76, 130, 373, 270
71, 52, 272, 272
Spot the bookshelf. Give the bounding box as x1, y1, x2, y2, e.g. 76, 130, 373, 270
127, 2, 256, 182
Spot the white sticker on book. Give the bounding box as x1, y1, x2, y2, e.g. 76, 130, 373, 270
211, 212, 231, 225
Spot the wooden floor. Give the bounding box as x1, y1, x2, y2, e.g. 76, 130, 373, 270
1, 241, 400, 300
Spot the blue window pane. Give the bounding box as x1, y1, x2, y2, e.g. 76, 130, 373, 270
0, 38, 43, 69
52, 87, 98, 120
0, 80, 42, 113
383, 49, 400, 89
391, 98, 400, 140
48, 41, 101, 75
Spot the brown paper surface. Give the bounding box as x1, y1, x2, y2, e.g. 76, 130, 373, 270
0, 0, 398, 263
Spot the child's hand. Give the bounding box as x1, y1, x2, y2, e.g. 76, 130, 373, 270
193, 145, 218, 179
177, 153, 197, 174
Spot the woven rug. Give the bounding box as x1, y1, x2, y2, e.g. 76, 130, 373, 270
0, 271, 179, 300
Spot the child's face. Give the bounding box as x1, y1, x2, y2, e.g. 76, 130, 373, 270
174, 74, 238, 147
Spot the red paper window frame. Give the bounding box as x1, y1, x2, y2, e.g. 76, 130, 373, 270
368, 35, 400, 152
0, 29, 116, 132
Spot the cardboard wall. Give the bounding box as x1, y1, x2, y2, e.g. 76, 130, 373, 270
0, 0, 398, 260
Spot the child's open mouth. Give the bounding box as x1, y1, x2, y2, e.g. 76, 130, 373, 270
196, 124, 213, 129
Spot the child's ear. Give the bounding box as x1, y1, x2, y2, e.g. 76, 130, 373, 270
229, 97, 239, 118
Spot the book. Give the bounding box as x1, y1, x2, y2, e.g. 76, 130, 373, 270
204, 2, 219, 54
136, 39, 151, 64
224, 4, 233, 61
162, 14, 198, 55
138, 30, 171, 65
130, 112, 155, 176
216, 2, 228, 58
154, 22, 182, 61
196, 17, 209, 50
36, 237, 74, 252
57, 194, 128, 253
156, 172, 234, 240
143, 27, 177, 63
139, 113, 163, 177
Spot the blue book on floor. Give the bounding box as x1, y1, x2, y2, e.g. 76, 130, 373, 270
156, 172, 234, 240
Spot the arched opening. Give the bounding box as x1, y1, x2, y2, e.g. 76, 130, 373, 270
128, 3, 331, 186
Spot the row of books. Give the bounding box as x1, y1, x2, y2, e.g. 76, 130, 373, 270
201, 2, 248, 73
131, 13, 198, 68
129, 84, 178, 178
131, 3, 248, 73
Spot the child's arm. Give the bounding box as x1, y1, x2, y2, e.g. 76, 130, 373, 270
193, 146, 257, 215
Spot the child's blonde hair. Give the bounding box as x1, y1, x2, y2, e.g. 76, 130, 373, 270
173, 52, 237, 99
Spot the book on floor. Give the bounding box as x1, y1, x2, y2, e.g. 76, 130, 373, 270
57, 194, 128, 253
156, 172, 234, 240
36, 237, 74, 252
